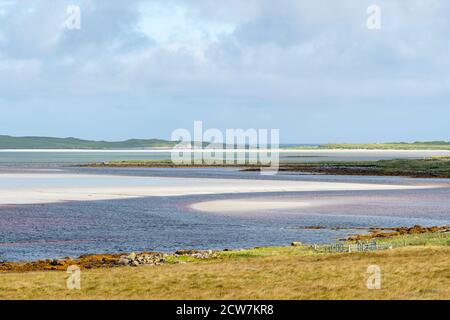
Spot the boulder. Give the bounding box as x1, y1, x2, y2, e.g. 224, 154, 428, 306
118, 258, 130, 266
128, 252, 137, 260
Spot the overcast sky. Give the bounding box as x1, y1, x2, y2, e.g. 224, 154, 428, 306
1, 0, 449, 143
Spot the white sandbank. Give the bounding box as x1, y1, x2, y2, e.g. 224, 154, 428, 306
0, 172, 438, 205
191, 199, 312, 213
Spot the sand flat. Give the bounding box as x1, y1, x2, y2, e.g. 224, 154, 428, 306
0, 172, 437, 205
191, 199, 312, 213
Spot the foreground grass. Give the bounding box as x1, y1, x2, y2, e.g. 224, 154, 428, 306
0, 245, 449, 300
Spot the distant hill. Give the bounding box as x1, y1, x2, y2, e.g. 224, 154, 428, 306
3, 135, 449, 150
0, 135, 178, 149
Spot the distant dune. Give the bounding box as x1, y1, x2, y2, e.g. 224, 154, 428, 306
291, 141, 450, 150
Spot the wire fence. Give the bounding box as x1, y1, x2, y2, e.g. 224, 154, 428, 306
310, 231, 450, 253
311, 241, 388, 253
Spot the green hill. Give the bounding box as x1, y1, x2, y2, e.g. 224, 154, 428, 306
0, 135, 178, 149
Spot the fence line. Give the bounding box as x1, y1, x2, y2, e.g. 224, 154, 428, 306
311, 241, 393, 253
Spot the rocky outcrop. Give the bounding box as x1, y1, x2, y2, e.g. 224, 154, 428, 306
174, 250, 215, 259
117, 252, 168, 267
346, 225, 450, 241
0, 249, 219, 272
116, 250, 217, 267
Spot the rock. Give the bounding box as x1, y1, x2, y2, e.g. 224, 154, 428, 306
118, 258, 130, 266
291, 242, 302, 247
175, 249, 199, 256
128, 252, 137, 260
49, 259, 60, 266
132, 261, 139, 267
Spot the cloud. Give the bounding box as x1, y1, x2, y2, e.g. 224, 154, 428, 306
0, 0, 450, 141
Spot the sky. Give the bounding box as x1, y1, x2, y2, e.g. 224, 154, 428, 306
0, 0, 449, 143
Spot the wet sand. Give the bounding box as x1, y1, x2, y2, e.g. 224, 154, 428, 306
0, 172, 437, 205
191, 199, 312, 213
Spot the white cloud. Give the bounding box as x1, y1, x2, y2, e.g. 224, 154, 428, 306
1, 0, 450, 141
1, 0, 450, 101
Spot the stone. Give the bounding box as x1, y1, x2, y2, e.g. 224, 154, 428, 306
291, 242, 302, 247
49, 259, 60, 266
128, 252, 137, 260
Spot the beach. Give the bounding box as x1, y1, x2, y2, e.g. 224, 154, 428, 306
0, 172, 437, 205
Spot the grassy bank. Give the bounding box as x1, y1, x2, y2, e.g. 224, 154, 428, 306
0, 232, 448, 300
91, 158, 450, 179
0, 247, 448, 300
78, 160, 264, 168
246, 158, 450, 178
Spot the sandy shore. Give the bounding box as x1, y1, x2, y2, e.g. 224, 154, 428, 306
191, 199, 312, 213
0, 172, 438, 205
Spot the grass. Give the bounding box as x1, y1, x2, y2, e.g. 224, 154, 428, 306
272, 158, 450, 178
313, 142, 450, 150
371, 230, 450, 247
86, 158, 450, 178
80, 159, 268, 168
0, 233, 449, 300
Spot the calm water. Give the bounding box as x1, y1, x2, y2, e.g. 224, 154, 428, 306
0, 151, 449, 261
2, 149, 450, 166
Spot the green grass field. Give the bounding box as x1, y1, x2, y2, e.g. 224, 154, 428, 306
0, 232, 448, 300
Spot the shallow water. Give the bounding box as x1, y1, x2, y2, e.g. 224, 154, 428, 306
1, 149, 450, 167
0, 164, 449, 261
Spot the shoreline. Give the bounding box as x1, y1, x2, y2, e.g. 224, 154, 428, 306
190, 199, 311, 213
76, 157, 450, 179
0, 172, 434, 205
2, 245, 448, 300
1, 226, 448, 273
